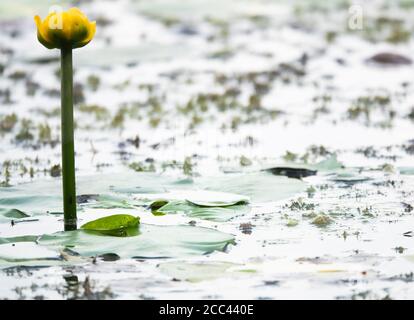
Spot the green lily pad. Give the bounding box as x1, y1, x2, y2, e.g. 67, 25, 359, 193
0, 235, 39, 245
37, 224, 235, 259
77, 194, 142, 209
141, 189, 248, 207
154, 200, 249, 222
185, 190, 249, 207
0, 242, 61, 263
0, 172, 188, 216
0, 208, 30, 222
146, 190, 250, 221
81, 214, 140, 232
198, 172, 306, 203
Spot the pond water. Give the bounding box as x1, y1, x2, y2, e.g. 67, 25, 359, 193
0, 0, 414, 299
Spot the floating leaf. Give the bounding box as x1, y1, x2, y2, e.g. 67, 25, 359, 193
0, 191, 63, 217
155, 200, 249, 222
0, 235, 39, 245
264, 166, 316, 179
38, 224, 235, 259
0, 208, 31, 223
143, 190, 248, 207
149, 199, 169, 211
81, 214, 140, 237
146, 190, 249, 221
313, 155, 344, 171
198, 172, 306, 203
0, 242, 60, 263
77, 194, 141, 209
2, 208, 30, 219
0, 172, 188, 216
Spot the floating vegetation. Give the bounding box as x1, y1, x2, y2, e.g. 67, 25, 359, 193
311, 214, 333, 227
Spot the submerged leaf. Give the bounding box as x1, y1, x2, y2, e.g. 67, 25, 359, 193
185, 190, 249, 207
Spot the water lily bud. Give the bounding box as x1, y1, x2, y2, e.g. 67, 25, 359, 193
34, 8, 96, 49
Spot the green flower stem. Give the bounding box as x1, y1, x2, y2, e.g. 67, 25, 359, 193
61, 46, 77, 231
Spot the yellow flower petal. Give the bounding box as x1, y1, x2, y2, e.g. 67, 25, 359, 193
34, 8, 96, 50
75, 21, 96, 48
34, 15, 55, 49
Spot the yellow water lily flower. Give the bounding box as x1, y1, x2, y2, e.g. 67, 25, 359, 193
34, 8, 96, 49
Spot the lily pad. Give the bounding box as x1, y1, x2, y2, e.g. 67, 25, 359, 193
263, 155, 344, 179
312, 155, 344, 171
0, 242, 60, 263
154, 200, 249, 222
0, 235, 39, 245
145, 190, 250, 221
0, 172, 189, 216
198, 172, 306, 203
0, 192, 63, 217
0, 208, 30, 222
81, 214, 140, 232
37, 224, 235, 259
185, 190, 249, 207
